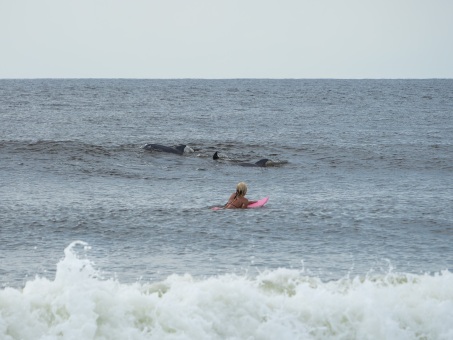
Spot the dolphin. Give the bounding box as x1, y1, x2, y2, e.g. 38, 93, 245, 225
213, 151, 274, 167
239, 159, 273, 167
143, 144, 194, 155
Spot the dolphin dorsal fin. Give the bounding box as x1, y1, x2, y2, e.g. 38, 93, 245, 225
174, 145, 187, 153
255, 159, 269, 167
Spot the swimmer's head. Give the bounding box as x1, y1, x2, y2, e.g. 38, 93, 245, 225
236, 182, 247, 197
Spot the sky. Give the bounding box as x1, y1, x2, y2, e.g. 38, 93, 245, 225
1, 0, 452, 79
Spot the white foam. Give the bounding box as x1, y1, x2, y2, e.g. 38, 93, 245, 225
1, 241, 452, 339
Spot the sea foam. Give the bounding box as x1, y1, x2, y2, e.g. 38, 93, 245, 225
1, 241, 452, 339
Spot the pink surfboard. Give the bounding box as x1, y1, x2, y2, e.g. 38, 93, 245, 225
211, 197, 269, 210
247, 197, 269, 208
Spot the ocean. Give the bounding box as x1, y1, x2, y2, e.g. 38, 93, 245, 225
1, 79, 452, 339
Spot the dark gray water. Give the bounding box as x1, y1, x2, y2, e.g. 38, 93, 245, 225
1, 79, 452, 287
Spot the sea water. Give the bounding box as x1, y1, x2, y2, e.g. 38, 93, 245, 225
1, 79, 452, 339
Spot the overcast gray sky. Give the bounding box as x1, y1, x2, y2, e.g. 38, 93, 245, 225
1, 0, 452, 78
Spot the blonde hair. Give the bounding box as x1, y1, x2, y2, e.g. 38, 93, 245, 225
236, 182, 247, 197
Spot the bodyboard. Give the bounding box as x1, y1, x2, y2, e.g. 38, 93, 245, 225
211, 197, 269, 210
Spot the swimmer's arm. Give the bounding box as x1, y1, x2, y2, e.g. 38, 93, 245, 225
241, 198, 253, 208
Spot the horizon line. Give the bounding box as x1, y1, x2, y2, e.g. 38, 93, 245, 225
1, 77, 452, 81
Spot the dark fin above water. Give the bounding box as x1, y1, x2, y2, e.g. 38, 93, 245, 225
254, 159, 270, 167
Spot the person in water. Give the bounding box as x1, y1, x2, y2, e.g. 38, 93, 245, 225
225, 182, 255, 209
